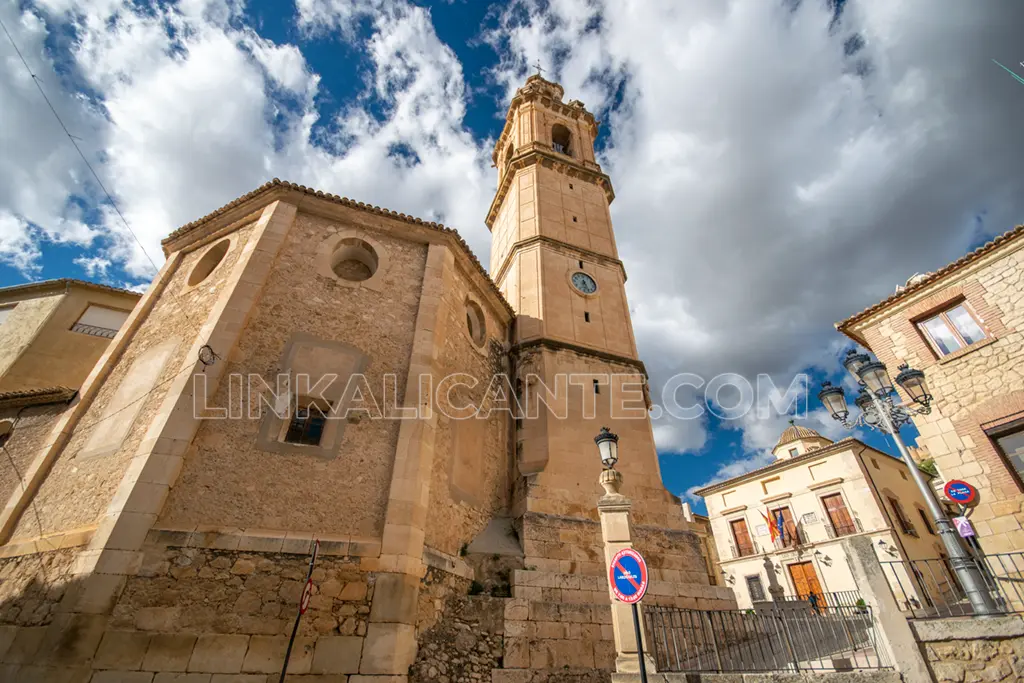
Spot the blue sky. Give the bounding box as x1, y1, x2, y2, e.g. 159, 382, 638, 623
3, 0, 1023, 513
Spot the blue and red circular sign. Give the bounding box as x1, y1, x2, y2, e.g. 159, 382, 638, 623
609, 548, 648, 604
944, 479, 977, 505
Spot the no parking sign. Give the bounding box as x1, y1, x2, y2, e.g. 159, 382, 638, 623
609, 548, 649, 604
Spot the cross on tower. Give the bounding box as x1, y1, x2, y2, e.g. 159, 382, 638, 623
531, 59, 545, 77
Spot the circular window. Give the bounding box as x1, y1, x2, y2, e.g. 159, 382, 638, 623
465, 299, 486, 347
188, 240, 230, 286
571, 271, 597, 294
331, 238, 379, 282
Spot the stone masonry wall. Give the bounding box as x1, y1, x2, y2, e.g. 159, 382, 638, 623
0, 402, 68, 514
7, 222, 257, 541
0, 549, 77, 627
853, 245, 1024, 555
424, 256, 511, 557
912, 616, 1024, 683
158, 211, 426, 538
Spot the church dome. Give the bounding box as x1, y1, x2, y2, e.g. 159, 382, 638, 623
775, 424, 823, 449
772, 422, 833, 460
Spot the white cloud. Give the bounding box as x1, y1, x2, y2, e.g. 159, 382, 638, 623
73, 255, 111, 279
484, 0, 1024, 491
4, 0, 494, 279
3, 0, 1023, 497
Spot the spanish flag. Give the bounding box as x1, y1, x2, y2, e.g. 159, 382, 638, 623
760, 509, 778, 543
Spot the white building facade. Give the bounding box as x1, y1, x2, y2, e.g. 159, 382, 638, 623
697, 425, 953, 610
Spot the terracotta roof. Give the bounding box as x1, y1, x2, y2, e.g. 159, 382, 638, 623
161, 179, 515, 318
774, 423, 828, 449
837, 223, 1024, 330
0, 279, 142, 300
0, 386, 76, 410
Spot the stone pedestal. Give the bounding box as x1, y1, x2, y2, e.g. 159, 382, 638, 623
597, 468, 656, 675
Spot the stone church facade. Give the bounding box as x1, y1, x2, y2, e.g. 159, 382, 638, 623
0, 76, 732, 682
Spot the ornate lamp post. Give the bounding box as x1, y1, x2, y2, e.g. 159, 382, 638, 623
818, 350, 998, 616
593, 427, 653, 679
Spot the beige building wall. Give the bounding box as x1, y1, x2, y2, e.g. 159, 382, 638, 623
0, 282, 139, 394
701, 435, 943, 610
839, 226, 1024, 555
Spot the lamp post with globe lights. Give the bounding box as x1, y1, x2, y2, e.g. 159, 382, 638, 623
818, 350, 998, 616
593, 427, 654, 678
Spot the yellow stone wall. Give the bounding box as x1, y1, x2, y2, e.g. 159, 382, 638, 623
1, 288, 138, 393
847, 241, 1024, 555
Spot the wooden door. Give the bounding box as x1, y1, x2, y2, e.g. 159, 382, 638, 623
822, 493, 855, 536
788, 561, 823, 601
730, 519, 755, 557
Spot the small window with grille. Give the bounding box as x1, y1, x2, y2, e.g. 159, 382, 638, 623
746, 575, 766, 602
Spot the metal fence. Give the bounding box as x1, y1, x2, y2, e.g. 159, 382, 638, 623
880, 551, 1024, 618
770, 590, 864, 609
643, 603, 890, 673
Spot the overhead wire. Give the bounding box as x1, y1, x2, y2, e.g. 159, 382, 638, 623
0, 16, 203, 336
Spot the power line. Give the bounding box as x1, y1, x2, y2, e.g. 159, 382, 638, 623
0, 16, 201, 333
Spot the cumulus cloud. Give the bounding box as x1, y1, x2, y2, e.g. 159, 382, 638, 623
483, 0, 1024, 490
3, 0, 1023, 496
2, 0, 494, 279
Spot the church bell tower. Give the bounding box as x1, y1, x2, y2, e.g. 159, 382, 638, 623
488, 75, 689, 568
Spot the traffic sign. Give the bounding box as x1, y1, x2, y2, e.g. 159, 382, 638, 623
609, 548, 648, 604
953, 516, 975, 538
944, 479, 977, 505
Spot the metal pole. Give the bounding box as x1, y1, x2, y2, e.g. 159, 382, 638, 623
867, 391, 999, 616
280, 540, 319, 682
631, 602, 649, 682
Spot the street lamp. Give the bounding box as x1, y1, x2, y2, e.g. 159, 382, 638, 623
595, 426, 620, 469
818, 349, 998, 616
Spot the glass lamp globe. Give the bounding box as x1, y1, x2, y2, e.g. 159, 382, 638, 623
594, 427, 619, 469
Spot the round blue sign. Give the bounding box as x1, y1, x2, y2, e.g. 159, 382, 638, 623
609, 548, 648, 604
944, 479, 977, 505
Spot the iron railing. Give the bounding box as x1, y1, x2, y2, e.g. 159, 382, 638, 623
880, 551, 1024, 618
770, 590, 865, 609
824, 517, 863, 539
71, 322, 119, 338
644, 604, 890, 672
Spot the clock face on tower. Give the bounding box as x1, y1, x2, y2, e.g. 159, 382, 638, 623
571, 271, 597, 294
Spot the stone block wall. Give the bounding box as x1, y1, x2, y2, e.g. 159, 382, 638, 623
912, 616, 1024, 683
849, 244, 1024, 555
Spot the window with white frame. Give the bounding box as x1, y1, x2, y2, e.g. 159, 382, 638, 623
917, 302, 987, 357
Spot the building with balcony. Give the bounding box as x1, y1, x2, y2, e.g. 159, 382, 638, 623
695, 423, 948, 609
837, 224, 1024, 556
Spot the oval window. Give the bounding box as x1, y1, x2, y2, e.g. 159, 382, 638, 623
331, 238, 379, 282
466, 299, 486, 347
188, 240, 230, 286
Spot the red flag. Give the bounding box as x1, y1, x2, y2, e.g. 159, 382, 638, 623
760, 510, 777, 543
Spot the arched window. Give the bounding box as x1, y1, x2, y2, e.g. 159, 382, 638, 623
551, 124, 571, 156
505, 142, 514, 166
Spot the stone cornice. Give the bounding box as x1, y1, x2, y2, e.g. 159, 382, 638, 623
486, 148, 615, 229
512, 338, 647, 378
0, 386, 76, 410
837, 222, 1024, 333
492, 235, 626, 287
158, 179, 515, 320
0, 279, 141, 302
